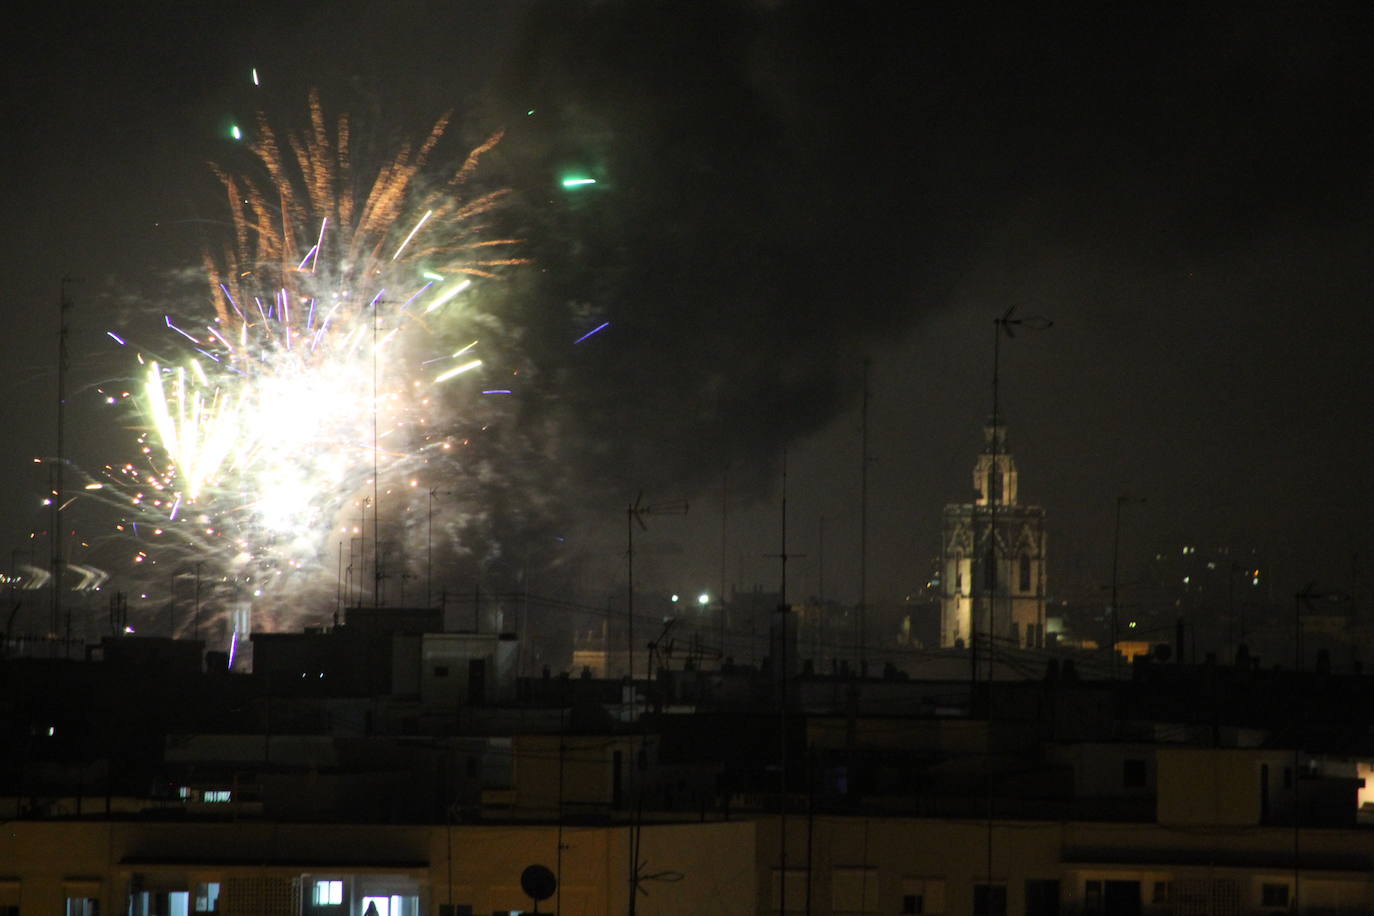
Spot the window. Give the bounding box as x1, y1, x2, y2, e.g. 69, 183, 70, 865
203, 790, 231, 803
902, 877, 945, 914
1260, 883, 1289, 908
1025, 879, 1059, 916
1085, 880, 1140, 915
194, 882, 220, 912
1151, 882, 1170, 905
434, 666, 449, 677
66, 901, 100, 916
972, 883, 1006, 916
1084, 881, 1102, 916
1122, 759, 1147, 789
1019, 555, 1031, 592
359, 895, 416, 916
313, 880, 344, 906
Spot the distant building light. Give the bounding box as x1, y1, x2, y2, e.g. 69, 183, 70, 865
698, 592, 710, 605
670, 594, 679, 603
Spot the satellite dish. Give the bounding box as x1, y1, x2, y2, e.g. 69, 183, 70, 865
521, 864, 557, 905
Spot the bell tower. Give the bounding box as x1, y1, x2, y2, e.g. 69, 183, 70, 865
973, 421, 1018, 508
940, 420, 1047, 649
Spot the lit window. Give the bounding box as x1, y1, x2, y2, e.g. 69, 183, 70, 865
313, 880, 344, 906
65, 899, 99, 916
203, 790, 231, 803
194, 883, 220, 912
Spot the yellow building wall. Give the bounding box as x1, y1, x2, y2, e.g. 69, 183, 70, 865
512, 733, 644, 816
1156, 747, 1263, 826
0, 818, 757, 916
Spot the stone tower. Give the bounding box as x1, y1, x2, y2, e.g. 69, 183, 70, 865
940, 421, 1047, 649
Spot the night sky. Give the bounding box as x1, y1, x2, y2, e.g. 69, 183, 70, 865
3, 2, 1372, 643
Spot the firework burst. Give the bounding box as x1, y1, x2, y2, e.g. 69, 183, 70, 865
103, 91, 525, 632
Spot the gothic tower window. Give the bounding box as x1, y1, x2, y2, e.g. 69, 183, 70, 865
1019, 554, 1031, 592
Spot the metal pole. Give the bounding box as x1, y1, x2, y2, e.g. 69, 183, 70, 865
51, 280, 72, 654
372, 303, 380, 608
627, 504, 634, 683
428, 489, 435, 610
859, 359, 869, 673
1111, 499, 1123, 679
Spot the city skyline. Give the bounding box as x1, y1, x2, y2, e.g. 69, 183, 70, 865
2, 2, 1371, 645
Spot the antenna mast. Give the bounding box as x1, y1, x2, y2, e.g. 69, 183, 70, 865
50, 279, 72, 654
373, 300, 381, 607
859, 358, 870, 672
